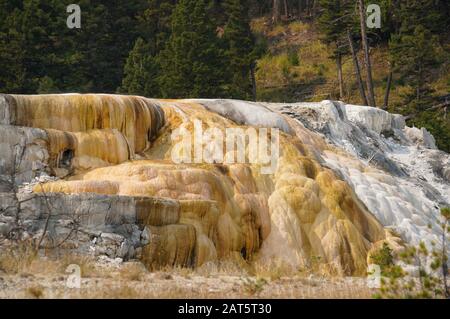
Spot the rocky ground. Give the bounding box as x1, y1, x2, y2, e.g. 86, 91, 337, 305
0, 255, 375, 299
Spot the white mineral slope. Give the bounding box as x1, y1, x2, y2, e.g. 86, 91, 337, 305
188, 99, 293, 134
194, 99, 449, 248
264, 100, 449, 247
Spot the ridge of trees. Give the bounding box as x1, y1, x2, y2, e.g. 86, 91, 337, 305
0, 0, 449, 150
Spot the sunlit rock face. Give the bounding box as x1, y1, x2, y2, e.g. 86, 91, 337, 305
1, 94, 165, 174
3, 94, 436, 276
267, 101, 449, 247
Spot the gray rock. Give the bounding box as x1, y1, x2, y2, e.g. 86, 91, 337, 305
0, 222, 13, 236
0, 124, 50, 185
0, 192, 193, 262
101, 232, 125, 243
404, 126, 437, 149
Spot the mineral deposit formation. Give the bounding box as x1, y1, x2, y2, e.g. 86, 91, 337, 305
1, 94, 448, 276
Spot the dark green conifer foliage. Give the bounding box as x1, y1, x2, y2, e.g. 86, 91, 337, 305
222, 0, 256, 100
317, 0, 353, 99
0, 3, 26, 93
390, 25, 441, 110
388, 0, 448, 151
119, 38, 159, 97
138, 0, 177, 55
158, 0, 226, 98
119, 0, 177, 97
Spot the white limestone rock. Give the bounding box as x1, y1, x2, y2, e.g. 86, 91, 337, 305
267, 100, 449, 248
191, 99, 293, 134
345, 104, 405, 133
404, 126, 437, 149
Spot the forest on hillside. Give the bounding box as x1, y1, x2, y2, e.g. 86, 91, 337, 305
0, 0, 449, 151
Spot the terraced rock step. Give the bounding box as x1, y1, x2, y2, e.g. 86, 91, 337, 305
3, 94, 447, 276
0, 191, 219, 269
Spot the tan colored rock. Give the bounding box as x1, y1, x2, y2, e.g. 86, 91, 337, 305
136, 197, 180, 226
3, 94, 165, 156
142, 224, 196, 269
1, 94, 398, 275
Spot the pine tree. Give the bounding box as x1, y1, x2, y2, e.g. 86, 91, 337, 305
318, 0, 353, 100
390, 26, 441, 110
138, 0, 177, 55
358, 0, 376, 107
395, 0, 445, 37
0, 3, 26, 93
222, 0, 256, 100
158, 0, 226, 98
388, 0, 447, 150
119, 38, 159, 97
389, 0, 443, 111
0, 33, 26, 93
78, 0, 145, 93
18, 0, 62, 93
0, 0, 96, 93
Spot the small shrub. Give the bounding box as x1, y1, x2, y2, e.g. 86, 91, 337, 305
288, 50, 300, 66
375, 207, 449, 299
288, 21, 309, 34
0, 243, 37, 274
370, 242, 394, 276
242, 277, 267, 296
268, 25, 286, 38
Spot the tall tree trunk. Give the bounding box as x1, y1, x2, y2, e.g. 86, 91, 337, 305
347, 30, 368, 106
358, 0, 376, 107
283, 0, 289, 17
417, 66, 422, 105
311, 0, 317, 18
337, 53, 344, 100
250, 62, 257, 102
383, 65, 393, 110
273, 0, 281, 24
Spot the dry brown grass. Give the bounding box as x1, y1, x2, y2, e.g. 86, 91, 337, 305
118, 262, 147, 281
0, 244, 374, 299
252, 16, 450, 108
88, 284, 143, 299
58, 254, 99, 278
49, 276, 374, 299
0, 243, 47, 274
248, 260, 297, 281
0, 243, 101, 278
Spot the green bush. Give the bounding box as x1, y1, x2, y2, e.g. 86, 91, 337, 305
374, 207, 449, 299
287, 50, 300, 67
370, 242, 394, 276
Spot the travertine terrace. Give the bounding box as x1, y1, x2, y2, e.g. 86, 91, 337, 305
1, 94, 448, 276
